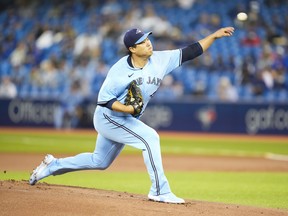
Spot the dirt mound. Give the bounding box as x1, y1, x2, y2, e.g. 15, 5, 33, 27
1, 180, 287, 216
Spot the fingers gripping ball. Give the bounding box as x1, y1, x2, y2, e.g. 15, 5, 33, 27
124, 80, 144, 117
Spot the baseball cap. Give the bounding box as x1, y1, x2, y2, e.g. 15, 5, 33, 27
123, 28, 152, 49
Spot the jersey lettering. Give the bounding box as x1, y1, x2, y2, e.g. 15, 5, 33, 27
136, 77, 144, 85
147, 76, 162, 86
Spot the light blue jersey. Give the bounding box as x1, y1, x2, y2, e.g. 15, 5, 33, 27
97, 49, 181, 116
40, 49, 183, 197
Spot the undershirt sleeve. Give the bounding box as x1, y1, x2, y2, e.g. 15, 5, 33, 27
181, 42, 203, 64
98, 98, 117, 110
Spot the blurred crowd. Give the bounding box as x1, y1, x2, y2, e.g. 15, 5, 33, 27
0, 0, 287, 113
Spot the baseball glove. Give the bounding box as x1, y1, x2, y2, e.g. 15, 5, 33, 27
124, 80, 144, 117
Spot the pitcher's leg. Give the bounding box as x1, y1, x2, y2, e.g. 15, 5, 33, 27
48, 134, 124, 176
140, 130, 171, 196
100, 114, 171, 196
126, 124, 183, 203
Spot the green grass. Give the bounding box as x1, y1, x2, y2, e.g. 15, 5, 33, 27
0, 133, 95, 154
159, 137, 288, 157
1, 171, 287, 209
0, 131, 287, 156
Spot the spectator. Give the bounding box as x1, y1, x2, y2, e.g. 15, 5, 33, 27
192, 79, 207, 98
200, 51, 214, 71
240, 55, 256, 85
0, 76, 17, 98
10, 64, 30, 87
217, 76, 238, 101
100, 0, 122, 16
29, 67, 43, 87
251, 72, 267, 96
54, 80, 84, 129
154, 75, 184, 100
10, 42, 27, 67
177, 0, 195, 9
40, 59, 60, 89
90, 60, 109, 99
260, 67, 274, 90
241, 31, 261, 47
140, 4, 180, 40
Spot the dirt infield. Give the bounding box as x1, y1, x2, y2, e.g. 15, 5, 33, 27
1, 153, 288, 216
1, 180, 287, 216
1, 128, 288, 215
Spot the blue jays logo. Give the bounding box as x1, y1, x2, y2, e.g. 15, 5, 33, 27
196, 107, 217, 130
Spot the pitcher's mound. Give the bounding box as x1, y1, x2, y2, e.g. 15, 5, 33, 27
1, 180, 287, 216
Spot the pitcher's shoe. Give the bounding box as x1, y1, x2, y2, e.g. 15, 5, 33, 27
148, 192, 185, 204
29, 154, 55, 185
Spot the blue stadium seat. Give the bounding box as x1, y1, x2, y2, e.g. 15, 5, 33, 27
0, 0, 287, 102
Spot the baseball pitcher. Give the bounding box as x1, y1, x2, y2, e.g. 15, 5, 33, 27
30, 26, 234, 203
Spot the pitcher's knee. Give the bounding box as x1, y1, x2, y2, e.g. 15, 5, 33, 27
150, 130, 160, 145
93, 161, 110, 170
91, 155, 110, 170
141, 130, 160, 152
97, 164, 109, 170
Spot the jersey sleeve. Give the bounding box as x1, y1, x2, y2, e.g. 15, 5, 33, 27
97, 63, 128, 105
97, 78, 118, 106
156, 49, 182, 75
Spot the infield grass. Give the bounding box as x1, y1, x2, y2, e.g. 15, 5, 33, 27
0, 130, 287, 157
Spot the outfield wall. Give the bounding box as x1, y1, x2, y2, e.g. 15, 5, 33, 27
0, 99, 287, 135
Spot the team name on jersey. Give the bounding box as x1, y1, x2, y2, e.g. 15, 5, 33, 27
136, 76, 162, 86
147, 76, 162, 86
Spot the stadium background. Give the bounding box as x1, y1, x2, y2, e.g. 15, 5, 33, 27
1, 1, 288, 215
0, 0, 287, 135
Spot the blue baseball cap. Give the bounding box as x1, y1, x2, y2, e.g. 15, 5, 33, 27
123, 28, 152, 49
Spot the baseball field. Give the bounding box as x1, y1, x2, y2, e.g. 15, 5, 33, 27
0, 128, 288, 216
